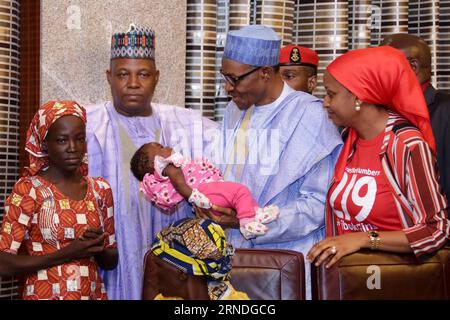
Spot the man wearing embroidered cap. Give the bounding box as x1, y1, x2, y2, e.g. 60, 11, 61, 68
279, 45, 319, 94
86, 24, 217, 300
198, 25, 342, 299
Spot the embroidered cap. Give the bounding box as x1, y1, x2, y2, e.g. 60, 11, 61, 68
223, 25, 281, 66
110, 24, 155, 60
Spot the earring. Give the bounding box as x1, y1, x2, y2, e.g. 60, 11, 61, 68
355, 101, 361, 111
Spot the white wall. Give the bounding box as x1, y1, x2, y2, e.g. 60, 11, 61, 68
41, 0, 186, 107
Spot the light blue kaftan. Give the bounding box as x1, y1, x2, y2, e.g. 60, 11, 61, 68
86, 102, 218, 300
218, 84, 342, 299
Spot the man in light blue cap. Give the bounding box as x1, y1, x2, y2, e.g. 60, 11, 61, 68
198, 25, 342, 299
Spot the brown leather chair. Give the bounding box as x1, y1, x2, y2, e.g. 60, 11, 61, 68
142, 248, 306, 300
311, 246, 450, 300
230, 248, 305, 300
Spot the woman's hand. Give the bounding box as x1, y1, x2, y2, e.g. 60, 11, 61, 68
77, 226, 118, 269
194, 205, 240, 229
63, 231, 107, 260
306, 232, 367, 269
0, 228, 111, 277
79, 226, 104, 241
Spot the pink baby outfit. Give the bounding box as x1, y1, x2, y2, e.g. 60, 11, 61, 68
140, 153, 278, 239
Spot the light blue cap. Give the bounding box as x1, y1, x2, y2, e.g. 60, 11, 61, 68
223, 25, 281, 66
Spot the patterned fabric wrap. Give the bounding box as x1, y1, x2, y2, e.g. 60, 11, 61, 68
151, 218, 234, 280
111, 24, 155, 60
24, 100, 87, 177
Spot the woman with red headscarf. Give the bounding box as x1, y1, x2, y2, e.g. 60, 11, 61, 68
307, 46, 449, 269
0, 101, 118, 299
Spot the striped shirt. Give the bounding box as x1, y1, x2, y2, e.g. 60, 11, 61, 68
327, 112, 450, 257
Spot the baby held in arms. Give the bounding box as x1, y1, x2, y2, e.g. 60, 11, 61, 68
130, 142, 279, 239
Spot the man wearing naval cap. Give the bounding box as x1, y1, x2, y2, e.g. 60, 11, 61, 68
86, 24, 217, 300
196, 25, 342, 299
279, 45, 319, 94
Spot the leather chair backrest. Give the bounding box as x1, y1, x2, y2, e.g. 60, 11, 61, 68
230, 248, 305, 300
142, 248, 305, 300
311, 246, 450, 300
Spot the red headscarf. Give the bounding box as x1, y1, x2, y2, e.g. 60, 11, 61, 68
327, 46, 435, 182
24, 101, 88, 176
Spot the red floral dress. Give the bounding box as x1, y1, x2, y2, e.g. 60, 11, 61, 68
0, 175, 116, 300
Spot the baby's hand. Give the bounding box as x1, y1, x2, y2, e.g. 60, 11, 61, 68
188, 188, 212, 209
240, 221, 268, 240
255, 205, 279, 224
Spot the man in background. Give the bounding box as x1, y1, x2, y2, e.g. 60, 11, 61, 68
382, 33, 450, 204
279, 45, 319, 94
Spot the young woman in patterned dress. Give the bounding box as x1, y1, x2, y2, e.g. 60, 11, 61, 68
0, 101, 118, 300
